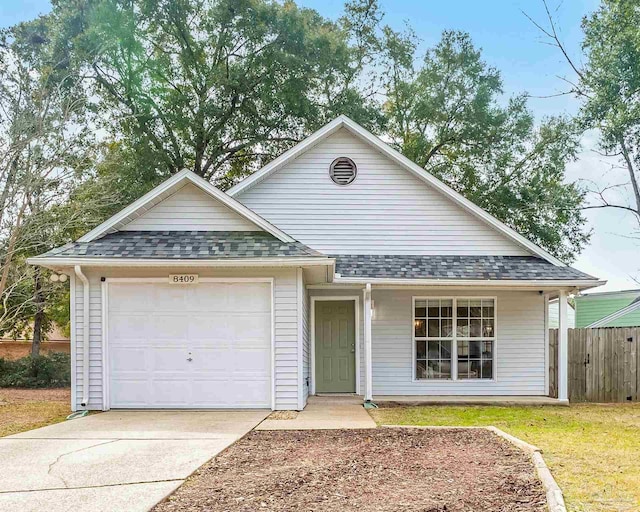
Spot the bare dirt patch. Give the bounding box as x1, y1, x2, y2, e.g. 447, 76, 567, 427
267, 410, 299, 420
154, 428, 546, 512
0, 388, 70, 436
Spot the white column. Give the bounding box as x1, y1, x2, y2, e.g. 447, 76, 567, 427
558, 290, 569, 402
363, 283, 373, 402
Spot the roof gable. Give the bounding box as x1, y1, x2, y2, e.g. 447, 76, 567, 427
228, 115, 565, 266
79, 169, 294, 243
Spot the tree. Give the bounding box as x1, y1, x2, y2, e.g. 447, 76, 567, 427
49, 0, 384, 187
0, 19, 96, 353
528, 0, 640, 235
382, 30, 589, 262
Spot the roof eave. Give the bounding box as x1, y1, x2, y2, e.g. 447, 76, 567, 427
27, 256, 334, 270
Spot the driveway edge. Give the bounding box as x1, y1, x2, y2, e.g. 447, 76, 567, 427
381, 425, 567, 512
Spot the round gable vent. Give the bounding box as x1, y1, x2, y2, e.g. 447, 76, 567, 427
329, 157, 357, 185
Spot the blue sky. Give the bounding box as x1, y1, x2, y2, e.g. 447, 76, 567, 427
2, 0, 637, 292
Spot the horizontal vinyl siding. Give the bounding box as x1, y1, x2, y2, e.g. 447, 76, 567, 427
237, 128, 530, 256
371, 289, 545, 396
74, 266, 299, 411
122, 183, 259, 231
301, 274, 310, 406
575, 295, 640, 327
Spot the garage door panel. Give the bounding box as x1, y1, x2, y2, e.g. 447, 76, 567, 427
152, 379, 191, 406
188, 313, 231, 340
110, 313, 150, 341
108, 281, 272, 409
110, 348, 147, 372
230, 312, 270, 339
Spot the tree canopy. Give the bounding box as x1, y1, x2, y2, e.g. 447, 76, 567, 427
0, 0, 599, 345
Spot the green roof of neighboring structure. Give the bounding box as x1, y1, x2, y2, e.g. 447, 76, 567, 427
575, 289, 640, 328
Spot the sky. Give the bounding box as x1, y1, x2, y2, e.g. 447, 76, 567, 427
1, 0, 638, 293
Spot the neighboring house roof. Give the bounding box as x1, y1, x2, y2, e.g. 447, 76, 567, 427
78, 169, 296, 244
587, 296, 640, 328
38, 231, 324, 260
333, 255, 598, 281
227, 115, 566, 267
575, 288, 640, 327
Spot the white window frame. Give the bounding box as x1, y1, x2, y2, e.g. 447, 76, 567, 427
412, 296, 498, 383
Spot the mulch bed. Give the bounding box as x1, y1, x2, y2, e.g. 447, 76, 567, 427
154, 428, 546, 512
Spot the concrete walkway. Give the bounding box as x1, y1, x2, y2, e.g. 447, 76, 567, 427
255, 396, 376, 430
0, 410, 269, 512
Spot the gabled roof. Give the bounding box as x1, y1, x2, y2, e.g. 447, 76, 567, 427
79, 169, 295, 243
227, 115, 566, 267
587, 296, 640, 327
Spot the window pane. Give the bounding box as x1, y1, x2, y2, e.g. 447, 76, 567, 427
416, 341, 426, 359
416, 360, 427, 379
441, 300, 453, 318
441, 319, 453, 337
415, 300, 427, 318
458, 360, 469, 379
482, 319, 495, 338
428, 300, 440, 317
483, 341, 493, 358
428, 319, 440, 337
482, 305, 494, 319
481, 359, 493, 379
468, 360, 481, 379
457, 340, 469, 359
470, 300, 482, 318
439, 359, 452, 379
427, 360, 441, 378
428, 341, 440, 359
457, 300, 469, 318
469, 340, 481, 358
415, 319, 426, 337
470, 319, 482, 337
457, 318, 469, 337
441, 340, 452, 359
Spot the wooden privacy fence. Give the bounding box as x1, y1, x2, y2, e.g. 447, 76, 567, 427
549, 328, 640, 402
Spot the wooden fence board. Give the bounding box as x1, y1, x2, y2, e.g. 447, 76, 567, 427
549, 327, 639, 403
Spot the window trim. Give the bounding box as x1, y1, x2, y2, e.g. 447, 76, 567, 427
412, 296, 498, 383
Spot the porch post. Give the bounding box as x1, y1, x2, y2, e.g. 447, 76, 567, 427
558, 289, 569, 402
363, 283, 373, 402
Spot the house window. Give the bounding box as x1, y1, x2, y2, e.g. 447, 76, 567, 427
414, 298, 496, 381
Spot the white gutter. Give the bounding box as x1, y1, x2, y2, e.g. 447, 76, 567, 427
74, 265, 90, 408
27, 257, 334, 269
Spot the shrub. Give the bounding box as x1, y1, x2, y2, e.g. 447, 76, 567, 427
0, 352, 71, 388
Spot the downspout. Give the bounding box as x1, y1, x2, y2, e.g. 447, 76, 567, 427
74, 265, 90, 408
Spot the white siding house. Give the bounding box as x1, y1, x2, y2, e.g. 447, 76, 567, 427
30, 116, 603, 411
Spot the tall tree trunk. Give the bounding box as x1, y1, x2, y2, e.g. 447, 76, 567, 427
31, 268, 45, 358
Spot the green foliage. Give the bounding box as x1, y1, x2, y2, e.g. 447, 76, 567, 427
49, 0, 384, 185
382, 30, 590, 262
0, 352, 71, 388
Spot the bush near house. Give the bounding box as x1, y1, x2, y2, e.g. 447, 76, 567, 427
0, 353, 71, 388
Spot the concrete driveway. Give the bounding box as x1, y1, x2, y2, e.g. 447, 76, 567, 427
0, 410, 269, 512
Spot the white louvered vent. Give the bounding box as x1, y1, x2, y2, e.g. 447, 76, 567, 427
329, 157, 357, 185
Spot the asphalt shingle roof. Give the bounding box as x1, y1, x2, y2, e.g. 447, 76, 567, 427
333, 255, 597, 281
40, 231, 325, 259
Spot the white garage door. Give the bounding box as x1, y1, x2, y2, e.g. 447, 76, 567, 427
107, 280, 272, 408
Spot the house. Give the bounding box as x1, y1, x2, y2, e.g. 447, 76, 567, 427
548, 298, 575, 329
575, 289, 640, 328
28, 116, 604, 411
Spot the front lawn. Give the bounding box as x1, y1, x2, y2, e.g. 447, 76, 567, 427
0, 388, 71, 437
369, 403, 640, 512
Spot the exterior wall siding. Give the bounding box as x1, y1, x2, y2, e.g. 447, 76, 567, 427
237, 128, 531, 256
122, 183, 260, 232
371, 288, 546, 396
72, 266, 299, 411
301, 271, 310, 407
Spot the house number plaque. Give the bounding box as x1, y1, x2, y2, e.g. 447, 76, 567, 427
168, 274, 199, 284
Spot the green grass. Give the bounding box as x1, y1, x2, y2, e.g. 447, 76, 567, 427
370, 403, 640, 512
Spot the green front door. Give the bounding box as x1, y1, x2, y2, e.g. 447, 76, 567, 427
315, 300, 356, 393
